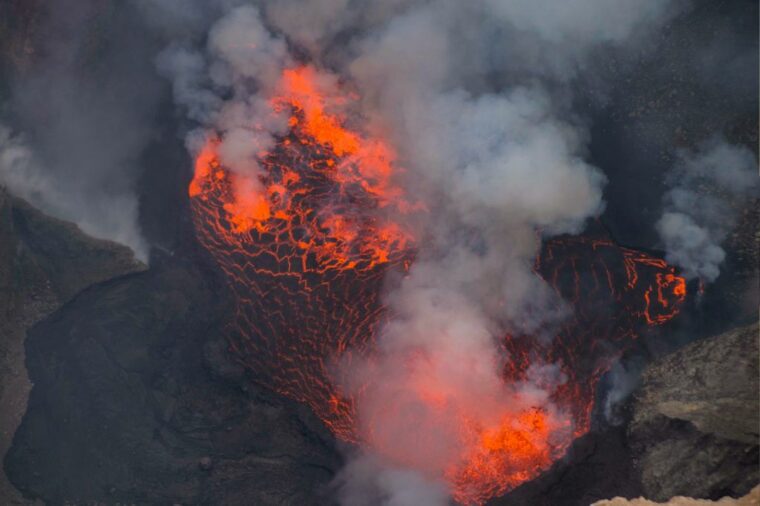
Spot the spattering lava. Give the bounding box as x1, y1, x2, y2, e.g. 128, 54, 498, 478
188, 66, 687, 505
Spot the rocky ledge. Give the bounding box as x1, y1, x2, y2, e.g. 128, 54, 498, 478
629, 323, 759, 501
0, 188, 145, 504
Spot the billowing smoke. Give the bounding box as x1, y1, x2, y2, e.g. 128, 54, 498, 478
656, 137, 758, 282
156, 5, 294, 215
0, 1, 168, 261
601, 358, 646, 426
0, 124, 148, 260
151, 0, 695, 503
333, 453, 450, 506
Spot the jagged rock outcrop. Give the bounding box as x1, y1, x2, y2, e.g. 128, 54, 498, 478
593, 485, 760, 505
629, 323, 759, 501
0, 189, 144, 504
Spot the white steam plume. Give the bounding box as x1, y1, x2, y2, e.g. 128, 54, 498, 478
333, 453, 450, 506
156, 5, 292, 204
656, 137, 758, 282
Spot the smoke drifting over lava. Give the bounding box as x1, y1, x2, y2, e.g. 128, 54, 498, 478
151, 2, 697, 504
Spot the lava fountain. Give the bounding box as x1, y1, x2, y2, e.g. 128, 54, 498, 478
188, 66, 687, 505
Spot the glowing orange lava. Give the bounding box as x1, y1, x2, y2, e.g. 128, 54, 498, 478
189, 67, 412, 273
188, 66, 687, 505
450, 408, 570, 503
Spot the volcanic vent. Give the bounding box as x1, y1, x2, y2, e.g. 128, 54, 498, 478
188, 66, 687, 505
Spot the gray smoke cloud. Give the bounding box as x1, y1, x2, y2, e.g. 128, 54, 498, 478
656, 137, 758, 282
602, 358, 645, 426
0, 120, 148, 260
333, 453, 451, 506
156, 4, 292, 206
0, 1, 170, 261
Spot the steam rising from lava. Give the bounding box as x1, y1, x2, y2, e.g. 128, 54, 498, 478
657, 137, 758, 282
158, 1, 690, 504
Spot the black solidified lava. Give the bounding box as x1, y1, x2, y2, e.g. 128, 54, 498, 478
4, 249, 341, 506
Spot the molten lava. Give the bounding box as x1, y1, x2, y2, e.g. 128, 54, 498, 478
189, 65, 413, 442
188, 66, 687, 505
190, 67, 412, 273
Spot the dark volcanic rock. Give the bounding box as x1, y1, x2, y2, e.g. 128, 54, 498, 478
0, 190, 145, 306
0, 188, 144, 504
4, 253, 341, 505
629, 323, 759, 501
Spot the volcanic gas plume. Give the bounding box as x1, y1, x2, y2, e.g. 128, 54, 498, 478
187, 64, 687, 504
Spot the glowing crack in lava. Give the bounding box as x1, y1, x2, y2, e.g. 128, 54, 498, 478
189, 66, 413, 440
188, 66, 687, 504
